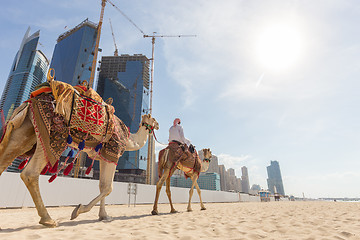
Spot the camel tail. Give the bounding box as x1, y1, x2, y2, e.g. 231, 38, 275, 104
0, 123, 14, 157
0, 103, 29, 171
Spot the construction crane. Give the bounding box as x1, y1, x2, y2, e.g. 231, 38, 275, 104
107, 0, 196, 114
75, 0, 106, 178
88, 0, 106, 88
109, 18, 119, 56
143, 33, 196, 114
107, 0, 196, 184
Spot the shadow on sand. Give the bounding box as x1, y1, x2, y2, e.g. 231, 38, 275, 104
0, 211, 180, 233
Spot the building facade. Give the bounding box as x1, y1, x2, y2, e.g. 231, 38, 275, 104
49, 19, 97, 87
0, 27, 49, 172
267, 160, 285, 196
218, 164, 227, 191
241, 166, 250, 193
1, 27, 49, 123
97, 54, 150, 182
170, 172, 220, 191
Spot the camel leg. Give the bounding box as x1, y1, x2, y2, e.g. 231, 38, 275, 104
165, 167, 177, 213
194, 180, 206, 210
98, 198, 110, 221
71, 160, 116, 220
187, 174, 199, 212
151, 168, 170, 215
20, 146, 54, 227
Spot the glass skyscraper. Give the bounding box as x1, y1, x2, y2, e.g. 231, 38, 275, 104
0, 27, 49, 126
267, 160, 285, 196
0, 27, 49, 172
97, 54, 150, 174
49, 19, 97, 87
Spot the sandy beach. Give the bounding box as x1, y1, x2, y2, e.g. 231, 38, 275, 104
0, 201, 359, 240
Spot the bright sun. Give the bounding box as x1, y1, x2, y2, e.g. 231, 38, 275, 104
256, 23, 303, 72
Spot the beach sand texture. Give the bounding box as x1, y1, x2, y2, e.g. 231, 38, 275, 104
0, 201, 359, 240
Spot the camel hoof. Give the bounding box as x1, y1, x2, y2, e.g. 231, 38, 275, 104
201, 207, 206, 211
71, 204, 82, 220
187, 209, 193, 212
170, 209, 178, 213
99, 215, 113, 222
151, 210, 158, 215
39, 218, 57, 228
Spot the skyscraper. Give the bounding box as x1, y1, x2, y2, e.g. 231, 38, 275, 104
97, 54, 150, 182
0, 27, 49, 124
241, 166, 250, 193
0, 27, 49, 172
49, 19, 97, 87
218, 165, 227, 191
267, 160, 285, 196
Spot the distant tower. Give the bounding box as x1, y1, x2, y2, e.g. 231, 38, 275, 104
267, 160, 285, 196
0, 27, 49, 172
97, 54, 150, 183
0, 27, 49, 126
241, 166, 250, 194
218, 164, 227, 191
49, 19, 97, 87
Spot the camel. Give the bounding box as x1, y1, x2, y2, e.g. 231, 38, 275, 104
0, 78, 159, 227
151, 147, 212, 215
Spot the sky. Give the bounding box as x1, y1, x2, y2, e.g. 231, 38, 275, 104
1, 0, 360, 198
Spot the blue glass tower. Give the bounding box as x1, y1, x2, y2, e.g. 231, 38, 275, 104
267, 160, 285, 196
0, 27, 49, 126
49, 19, 97, 87
0, 27, 49, 172
97, 54, 150, 174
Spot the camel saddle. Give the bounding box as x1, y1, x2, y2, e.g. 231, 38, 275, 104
27, 81, 129, 167
160, 142, 202, 175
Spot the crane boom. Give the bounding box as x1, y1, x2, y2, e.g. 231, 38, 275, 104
109, 18, 118, 56
75, 0, 106, 178
89, 0, 106, 88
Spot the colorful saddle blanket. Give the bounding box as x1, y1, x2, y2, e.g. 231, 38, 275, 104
161, 142, 202, 175
28, 82, 129, 167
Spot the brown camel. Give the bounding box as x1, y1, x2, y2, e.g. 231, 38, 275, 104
151, 147, 212, 215
0, 77, 159, 227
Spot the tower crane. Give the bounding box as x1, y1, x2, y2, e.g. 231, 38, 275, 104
107, 0, 196, 184
109, 18, 119, 56
88, 0, 106, 88
75, 0, 106, 178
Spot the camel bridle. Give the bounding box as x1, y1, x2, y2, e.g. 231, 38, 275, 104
142, 122, 155, 134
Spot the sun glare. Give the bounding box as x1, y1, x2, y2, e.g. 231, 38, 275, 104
256, 24, 303, 72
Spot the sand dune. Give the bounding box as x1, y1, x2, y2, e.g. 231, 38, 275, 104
1, 201, 359, 239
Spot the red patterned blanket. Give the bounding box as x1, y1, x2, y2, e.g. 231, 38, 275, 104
29, 91, 129, 167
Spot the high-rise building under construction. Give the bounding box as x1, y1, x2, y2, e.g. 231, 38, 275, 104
97, 54, 151, 183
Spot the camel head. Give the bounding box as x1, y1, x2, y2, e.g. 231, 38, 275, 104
141, 114, 159, 134
200, 148, 212, 172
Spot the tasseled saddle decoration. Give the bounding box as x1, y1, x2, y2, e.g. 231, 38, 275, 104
18, 157, 30, 170
47, 130, 104, 183
45, 85, 110, 183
